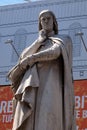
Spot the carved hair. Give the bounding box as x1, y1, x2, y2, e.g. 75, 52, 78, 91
39, 10, 58, 34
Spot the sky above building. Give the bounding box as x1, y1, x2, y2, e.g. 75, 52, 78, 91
0, 0, 39, 6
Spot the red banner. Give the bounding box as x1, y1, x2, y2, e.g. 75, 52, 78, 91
74, 80, 87, 130
0, 80, 87, 130
0, 86, 13, 130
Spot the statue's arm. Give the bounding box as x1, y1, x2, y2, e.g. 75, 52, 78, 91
19, 43, 61, 69
19, 39, 41, 60
30, 43, 61, 62
19, 29, 47, 60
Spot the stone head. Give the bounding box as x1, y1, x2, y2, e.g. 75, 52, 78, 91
39, 10, 58, 34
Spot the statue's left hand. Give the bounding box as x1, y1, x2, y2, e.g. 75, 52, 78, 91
19, 55, 34, 69
19, 57, 29, 69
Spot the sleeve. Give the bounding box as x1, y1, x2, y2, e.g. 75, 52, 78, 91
27, 43, 61, 66
19, 39, 41, 60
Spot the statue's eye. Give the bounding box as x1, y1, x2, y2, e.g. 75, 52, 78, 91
41, 18, 45, 21
41, 16, 51, 22
43, 18, 45, 21
47, 17, 50, 20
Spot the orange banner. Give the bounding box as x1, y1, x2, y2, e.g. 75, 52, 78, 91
0, 80, 87, 130
74, 80, 87, 130
0, 86, 13, 130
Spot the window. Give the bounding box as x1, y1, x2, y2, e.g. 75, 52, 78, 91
11, 28, 27, 62
69, 22, 82, 57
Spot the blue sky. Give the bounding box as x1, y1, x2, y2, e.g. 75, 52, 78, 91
0, 0, 37, 6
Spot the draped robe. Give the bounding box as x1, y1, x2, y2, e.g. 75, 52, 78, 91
8, 35, 76, 130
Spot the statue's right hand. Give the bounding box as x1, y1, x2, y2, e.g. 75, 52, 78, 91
37, 29, 47, 43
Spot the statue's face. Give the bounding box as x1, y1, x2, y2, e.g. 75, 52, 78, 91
40, 12, 53, 33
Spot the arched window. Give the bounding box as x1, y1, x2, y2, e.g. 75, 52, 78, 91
11, 28, 27, 62
69, 22, 82, 57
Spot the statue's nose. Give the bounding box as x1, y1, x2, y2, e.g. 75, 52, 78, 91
45, 18, 48, 23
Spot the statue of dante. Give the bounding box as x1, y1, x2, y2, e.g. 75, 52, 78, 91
8, 10, 76, 130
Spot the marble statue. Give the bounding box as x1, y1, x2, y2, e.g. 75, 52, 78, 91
8, 10, 76, 130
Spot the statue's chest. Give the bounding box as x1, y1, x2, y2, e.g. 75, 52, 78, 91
38, 39, 53, 52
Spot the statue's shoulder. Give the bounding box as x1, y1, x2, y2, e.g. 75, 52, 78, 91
53, 34, 72, 54
55, 34, 72, 42
55, 34, 72, 46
